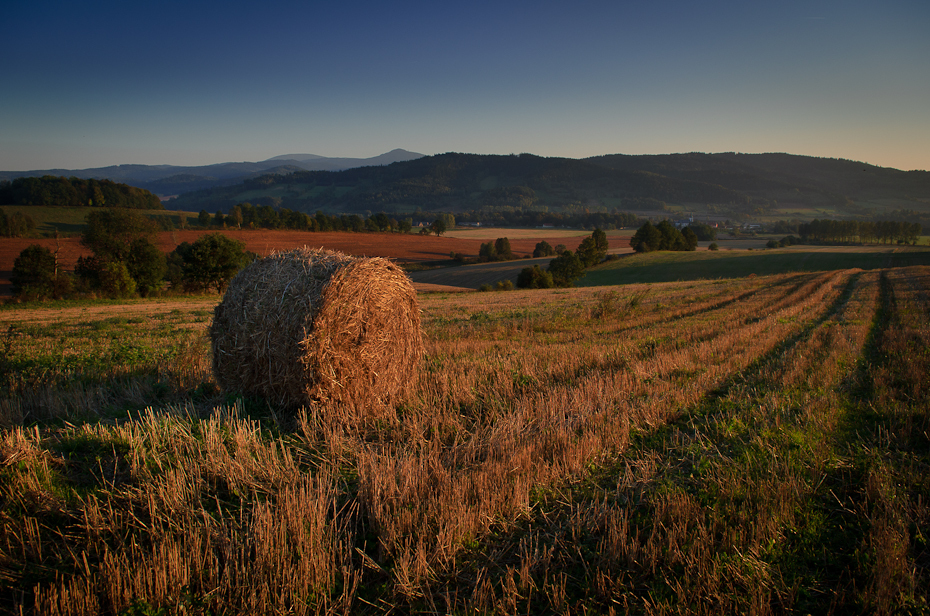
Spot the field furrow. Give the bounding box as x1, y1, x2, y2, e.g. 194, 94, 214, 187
1, 266, 927, 615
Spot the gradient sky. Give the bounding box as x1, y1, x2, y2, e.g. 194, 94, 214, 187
2, 0, 928, 171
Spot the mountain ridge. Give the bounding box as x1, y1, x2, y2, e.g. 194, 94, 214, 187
0, 149, 426, 196
162, 151, 930, 226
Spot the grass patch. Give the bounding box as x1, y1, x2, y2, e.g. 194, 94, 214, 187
581, 246, 930, 285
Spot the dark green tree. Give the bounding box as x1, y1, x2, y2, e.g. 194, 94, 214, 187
168, 233, 251, 293
0, 211, 37, 237
533, 241, 555, 258
99, 261, 136, 298
82, 208, 158, 262
478, 241, 497, 262
11, 244, 56, 298
126, 238, 167, 296
592, 227, 608, 254
575, 228, 608, 267
547, 251, 585, 287
630, 222, 662, 252
681, 227, 699, 251
230, 205, 244, 229
685, 222, 716, 241
430, 218, 447, 236
198, 210, 212, 227
656, 220, 687, 250
494, 237, 514, 260
517, 265, 554, 289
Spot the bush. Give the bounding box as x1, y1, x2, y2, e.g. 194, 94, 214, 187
0, 210, 37, 238
547, 251, 585, 287
82, 208, 159, 262
708, 242, 719, 251
494, 279, 514, 291
11, 244, 56, 298
478, 283, 493, 292
126, 238, 167, 296
99, 261, 136, 298
478, 241, 497, 262
517, 265, 554, 289
494, 238, 514, 260
168, 233, 252, 293
766, 239, 780, 249
533, 241, 555, 258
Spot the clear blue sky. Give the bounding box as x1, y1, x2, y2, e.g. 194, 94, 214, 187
2, 0, 928, 171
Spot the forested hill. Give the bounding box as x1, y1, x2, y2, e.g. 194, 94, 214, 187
166, 152, 930, 219
587, 153, 930, 203
0, 176, 162, 209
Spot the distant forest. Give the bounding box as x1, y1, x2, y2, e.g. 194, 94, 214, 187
798, 219, 923, 244
167, 152, 930, 223
168, 153, 759, 215
212, 202, 644, 232
0, 176, 162, 209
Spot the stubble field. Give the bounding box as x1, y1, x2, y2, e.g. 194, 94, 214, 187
0, 264, 928, 614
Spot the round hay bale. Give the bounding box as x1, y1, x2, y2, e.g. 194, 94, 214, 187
210, 247, 423, 409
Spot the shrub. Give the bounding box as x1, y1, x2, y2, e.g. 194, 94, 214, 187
478, 241, 497, 262
766, 239, 780, 249
494, 238, 514, 260
517, 265, 554, 289
99, 261, 136, 298
494, 279, 514, 291
0, 210, 37, 238
82, 208, 158, 262
708, 242, 719, 251
11, 244, 56, 298
168, 233, 251, 293
533, 241, 555, 258
547, 251, 585, 287
126, 238, 166, 296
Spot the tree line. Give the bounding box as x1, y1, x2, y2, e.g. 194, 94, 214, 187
797, 219, 922, 244
11, 209, 252, 301
197, 203, 644, 234
629, 220, 699, 252
514, 228, 609, 289
0, 176, 162, 209
0, 209, 37, 237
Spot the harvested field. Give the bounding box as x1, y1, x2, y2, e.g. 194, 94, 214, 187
1, 266, 928, 614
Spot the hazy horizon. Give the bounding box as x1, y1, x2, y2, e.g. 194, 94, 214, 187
3, 0, 928, 172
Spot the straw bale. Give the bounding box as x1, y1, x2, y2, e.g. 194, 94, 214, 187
210, 247, 422, 409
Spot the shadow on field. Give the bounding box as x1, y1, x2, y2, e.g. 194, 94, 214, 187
581, 248, 930, 286
407, 257, 553, 289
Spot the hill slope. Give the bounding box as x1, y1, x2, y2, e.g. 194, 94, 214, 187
167, 152, 930, 222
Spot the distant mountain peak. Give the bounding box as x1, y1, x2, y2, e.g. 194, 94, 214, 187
265, 153, 325, 162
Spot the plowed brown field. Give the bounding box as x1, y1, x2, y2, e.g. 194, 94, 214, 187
0, 229, 625, 294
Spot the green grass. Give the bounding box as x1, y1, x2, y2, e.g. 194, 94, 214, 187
0, 206, 200, 235
581, 246, 930, 286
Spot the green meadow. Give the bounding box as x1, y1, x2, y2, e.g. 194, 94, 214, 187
581, 244, 930, 285
0, 205, 200, 235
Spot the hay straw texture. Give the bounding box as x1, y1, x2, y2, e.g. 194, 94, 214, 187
210, 248, 423, 409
